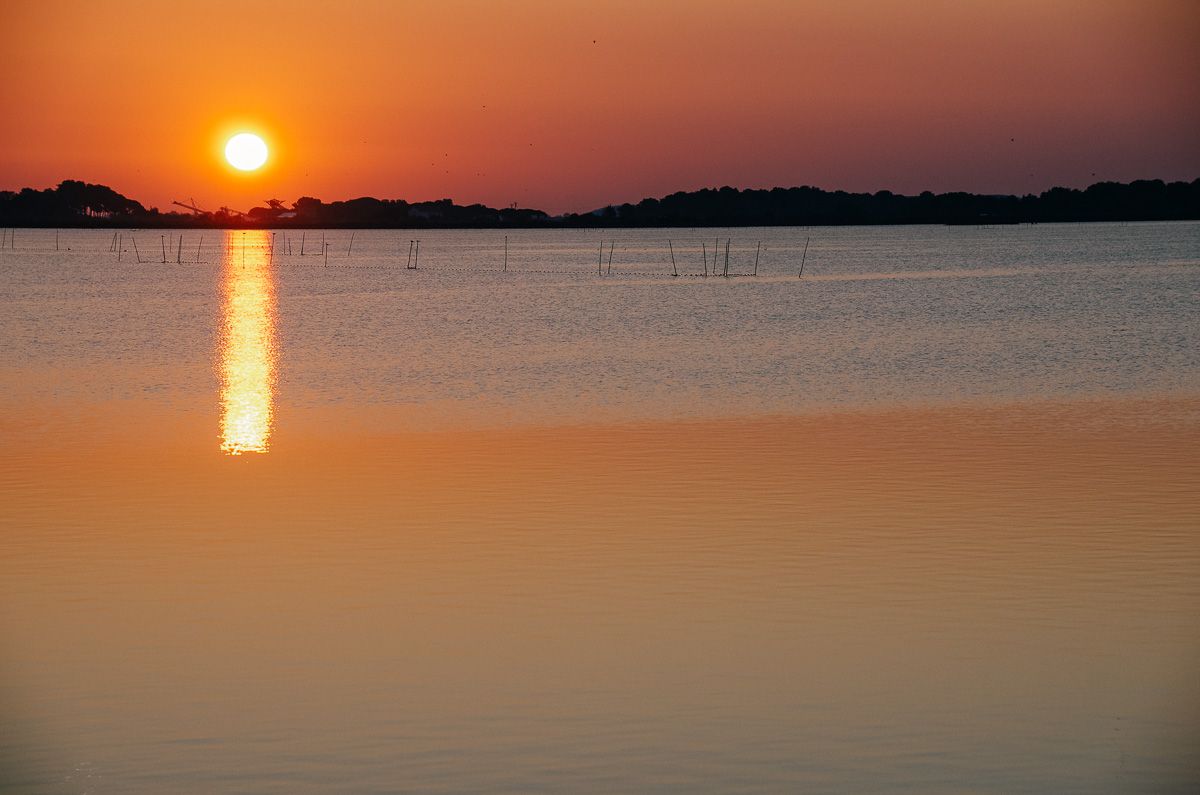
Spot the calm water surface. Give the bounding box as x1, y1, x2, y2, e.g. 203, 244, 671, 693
1, 223, 1198, 792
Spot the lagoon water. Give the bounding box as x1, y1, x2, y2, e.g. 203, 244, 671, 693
1, 223, 1198, 792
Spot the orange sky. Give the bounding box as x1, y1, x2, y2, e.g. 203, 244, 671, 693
1, 0, 1197, 214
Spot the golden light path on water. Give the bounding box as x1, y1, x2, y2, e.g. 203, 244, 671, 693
219, 231, 277, 454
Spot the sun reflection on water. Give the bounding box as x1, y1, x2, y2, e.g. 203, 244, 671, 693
219, 231, 277, 455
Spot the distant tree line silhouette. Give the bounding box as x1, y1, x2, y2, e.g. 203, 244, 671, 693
249, 196, 551, 227
0, 182, 550, 229
1, 177, 1197, 228
561, 180, 1200, 227
0, 180, 148, 224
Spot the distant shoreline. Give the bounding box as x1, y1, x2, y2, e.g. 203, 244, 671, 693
3, 219, 1199, 233
2, 177, 1197, 230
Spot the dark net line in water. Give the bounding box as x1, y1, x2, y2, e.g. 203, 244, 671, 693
103, 255, 765, 278
6, 231, 789, 278
265, 259, 764, 278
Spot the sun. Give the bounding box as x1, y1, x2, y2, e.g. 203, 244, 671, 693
225, 132, 268, 171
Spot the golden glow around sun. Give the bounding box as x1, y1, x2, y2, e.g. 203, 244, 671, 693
225, 132, 268, 171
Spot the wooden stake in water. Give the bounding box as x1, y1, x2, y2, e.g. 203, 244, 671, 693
196, 237, 202, 263
701, 243, 708, 278
668, 239, 678, 277
56, 230, 59, 251
118, 234, 123, 262
607, 241, 614, 275
798, 236, 810, 278
161, 235, 167, 264
414, 239, 419, 269
503, 235, 508, 272
753, 242, 761, 276
723, 238, 730, 278
176, 235, 182, 264
598, 241, 603, 276
324, 242, 329, 267
131, 236, 141, 263
406, 240, 414, 269
301, 231, 306, 256
347, 232, 354, 256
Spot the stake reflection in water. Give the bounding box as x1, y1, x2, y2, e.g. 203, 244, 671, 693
219, 231, 277, 454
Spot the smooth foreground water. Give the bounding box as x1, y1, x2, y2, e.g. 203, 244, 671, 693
1, 223, 1198, 793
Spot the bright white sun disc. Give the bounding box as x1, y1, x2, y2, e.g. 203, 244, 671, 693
225, 133, 268, 171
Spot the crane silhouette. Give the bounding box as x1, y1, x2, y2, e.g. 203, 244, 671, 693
171, 197, 206, 214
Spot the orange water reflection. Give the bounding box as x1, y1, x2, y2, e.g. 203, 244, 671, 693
219, 231, 277, 454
